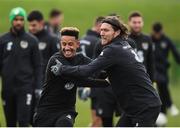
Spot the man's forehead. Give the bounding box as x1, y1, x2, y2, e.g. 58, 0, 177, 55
29, 20, 39, 24
15, 15, 24, 19
101, 23, 113, 29
61, 35, 77, 42
130, 16, 143, 21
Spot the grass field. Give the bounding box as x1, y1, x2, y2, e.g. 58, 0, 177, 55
0, 0, 180, 126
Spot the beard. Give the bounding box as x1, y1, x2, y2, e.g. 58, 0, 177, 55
12, 25, 25, 35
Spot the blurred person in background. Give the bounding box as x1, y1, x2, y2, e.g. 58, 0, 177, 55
128, 11, 155, 84
28, 10, 59, 82
151, 22, 180, 126
0, 7, 42, 127
44, 8, 64, 39
78, 16, 105, 127
27, 10, 59, 124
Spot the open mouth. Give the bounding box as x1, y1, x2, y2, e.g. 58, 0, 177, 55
65, 50, 72, 55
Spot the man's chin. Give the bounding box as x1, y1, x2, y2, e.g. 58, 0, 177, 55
14, 26, 24, 31
101, 41, 108, 46
132, 30, 141, 34
63, 54, 74, 58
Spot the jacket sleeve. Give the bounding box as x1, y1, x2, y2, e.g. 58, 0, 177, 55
147, 40, 155, 82
76, 78, 110, 87
168, 38, 180, 64
60, 46, 115, 78
31, 38, 43, 89
62, 76, 110, 87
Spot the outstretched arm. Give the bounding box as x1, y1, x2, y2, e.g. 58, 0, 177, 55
62, 76, 110, 87
51, 46, 115, 78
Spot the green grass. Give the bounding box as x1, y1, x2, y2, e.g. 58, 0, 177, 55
0, 0, 180, 126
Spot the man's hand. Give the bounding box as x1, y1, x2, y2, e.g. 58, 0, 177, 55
78, 87, 91, 101
51, 59, 63, 76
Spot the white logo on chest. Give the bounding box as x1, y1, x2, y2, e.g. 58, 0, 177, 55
38, 42, 47, 50
142, 42, 149, 50
20, 40, 28, 49
6, 42, 13, 51
160, 42, 167, 49
64, 82, 75, 90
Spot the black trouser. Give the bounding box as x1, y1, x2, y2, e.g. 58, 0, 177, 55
157, 82, 172, 114
30, 91, 39, 125
2, 88, 32, 127
33, 110, 77, 127
96, 87, 121, 127
116, 106, 161, 127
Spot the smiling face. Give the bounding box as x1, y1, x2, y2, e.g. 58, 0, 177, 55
100, 23, 120, 45
60, 35, 80, 58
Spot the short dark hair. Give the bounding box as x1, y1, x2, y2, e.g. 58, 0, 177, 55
108, 13, 120, 18
94, 16, 105, 25
49, 9, 62, 18
152, 22, 163, 33
128, 11, 142, 21
61, 27, 79, 39
27, 10, 43, 22
102, 17, 129, 38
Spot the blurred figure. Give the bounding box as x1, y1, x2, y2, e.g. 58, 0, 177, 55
128, 11, 155, 83
44, 9, 64, 38
78, 16, 105, 127
28, 10, 59, 83
151, 22, 180, 126
27, 10, 59, 124
79, 16, 105, 58
0, 7, 42, 126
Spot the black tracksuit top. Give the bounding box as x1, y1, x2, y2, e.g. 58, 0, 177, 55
0, 29, 42, 90
60, 36, 161, 115
37, 52, 109, 112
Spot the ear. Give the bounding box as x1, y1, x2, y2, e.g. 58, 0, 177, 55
76, 40, 80, 48
40, 20, 44, 26
115, 30, 120, 37
142, 20, 144, 27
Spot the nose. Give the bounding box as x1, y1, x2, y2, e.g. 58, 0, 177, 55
64, 44, 71, 50
29, 26, 33, 31
100, 30, 105, 36
17, 20, 23, 24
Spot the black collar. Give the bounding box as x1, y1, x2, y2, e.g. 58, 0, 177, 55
10, 27, 25, 37
34, 29, 47, 38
